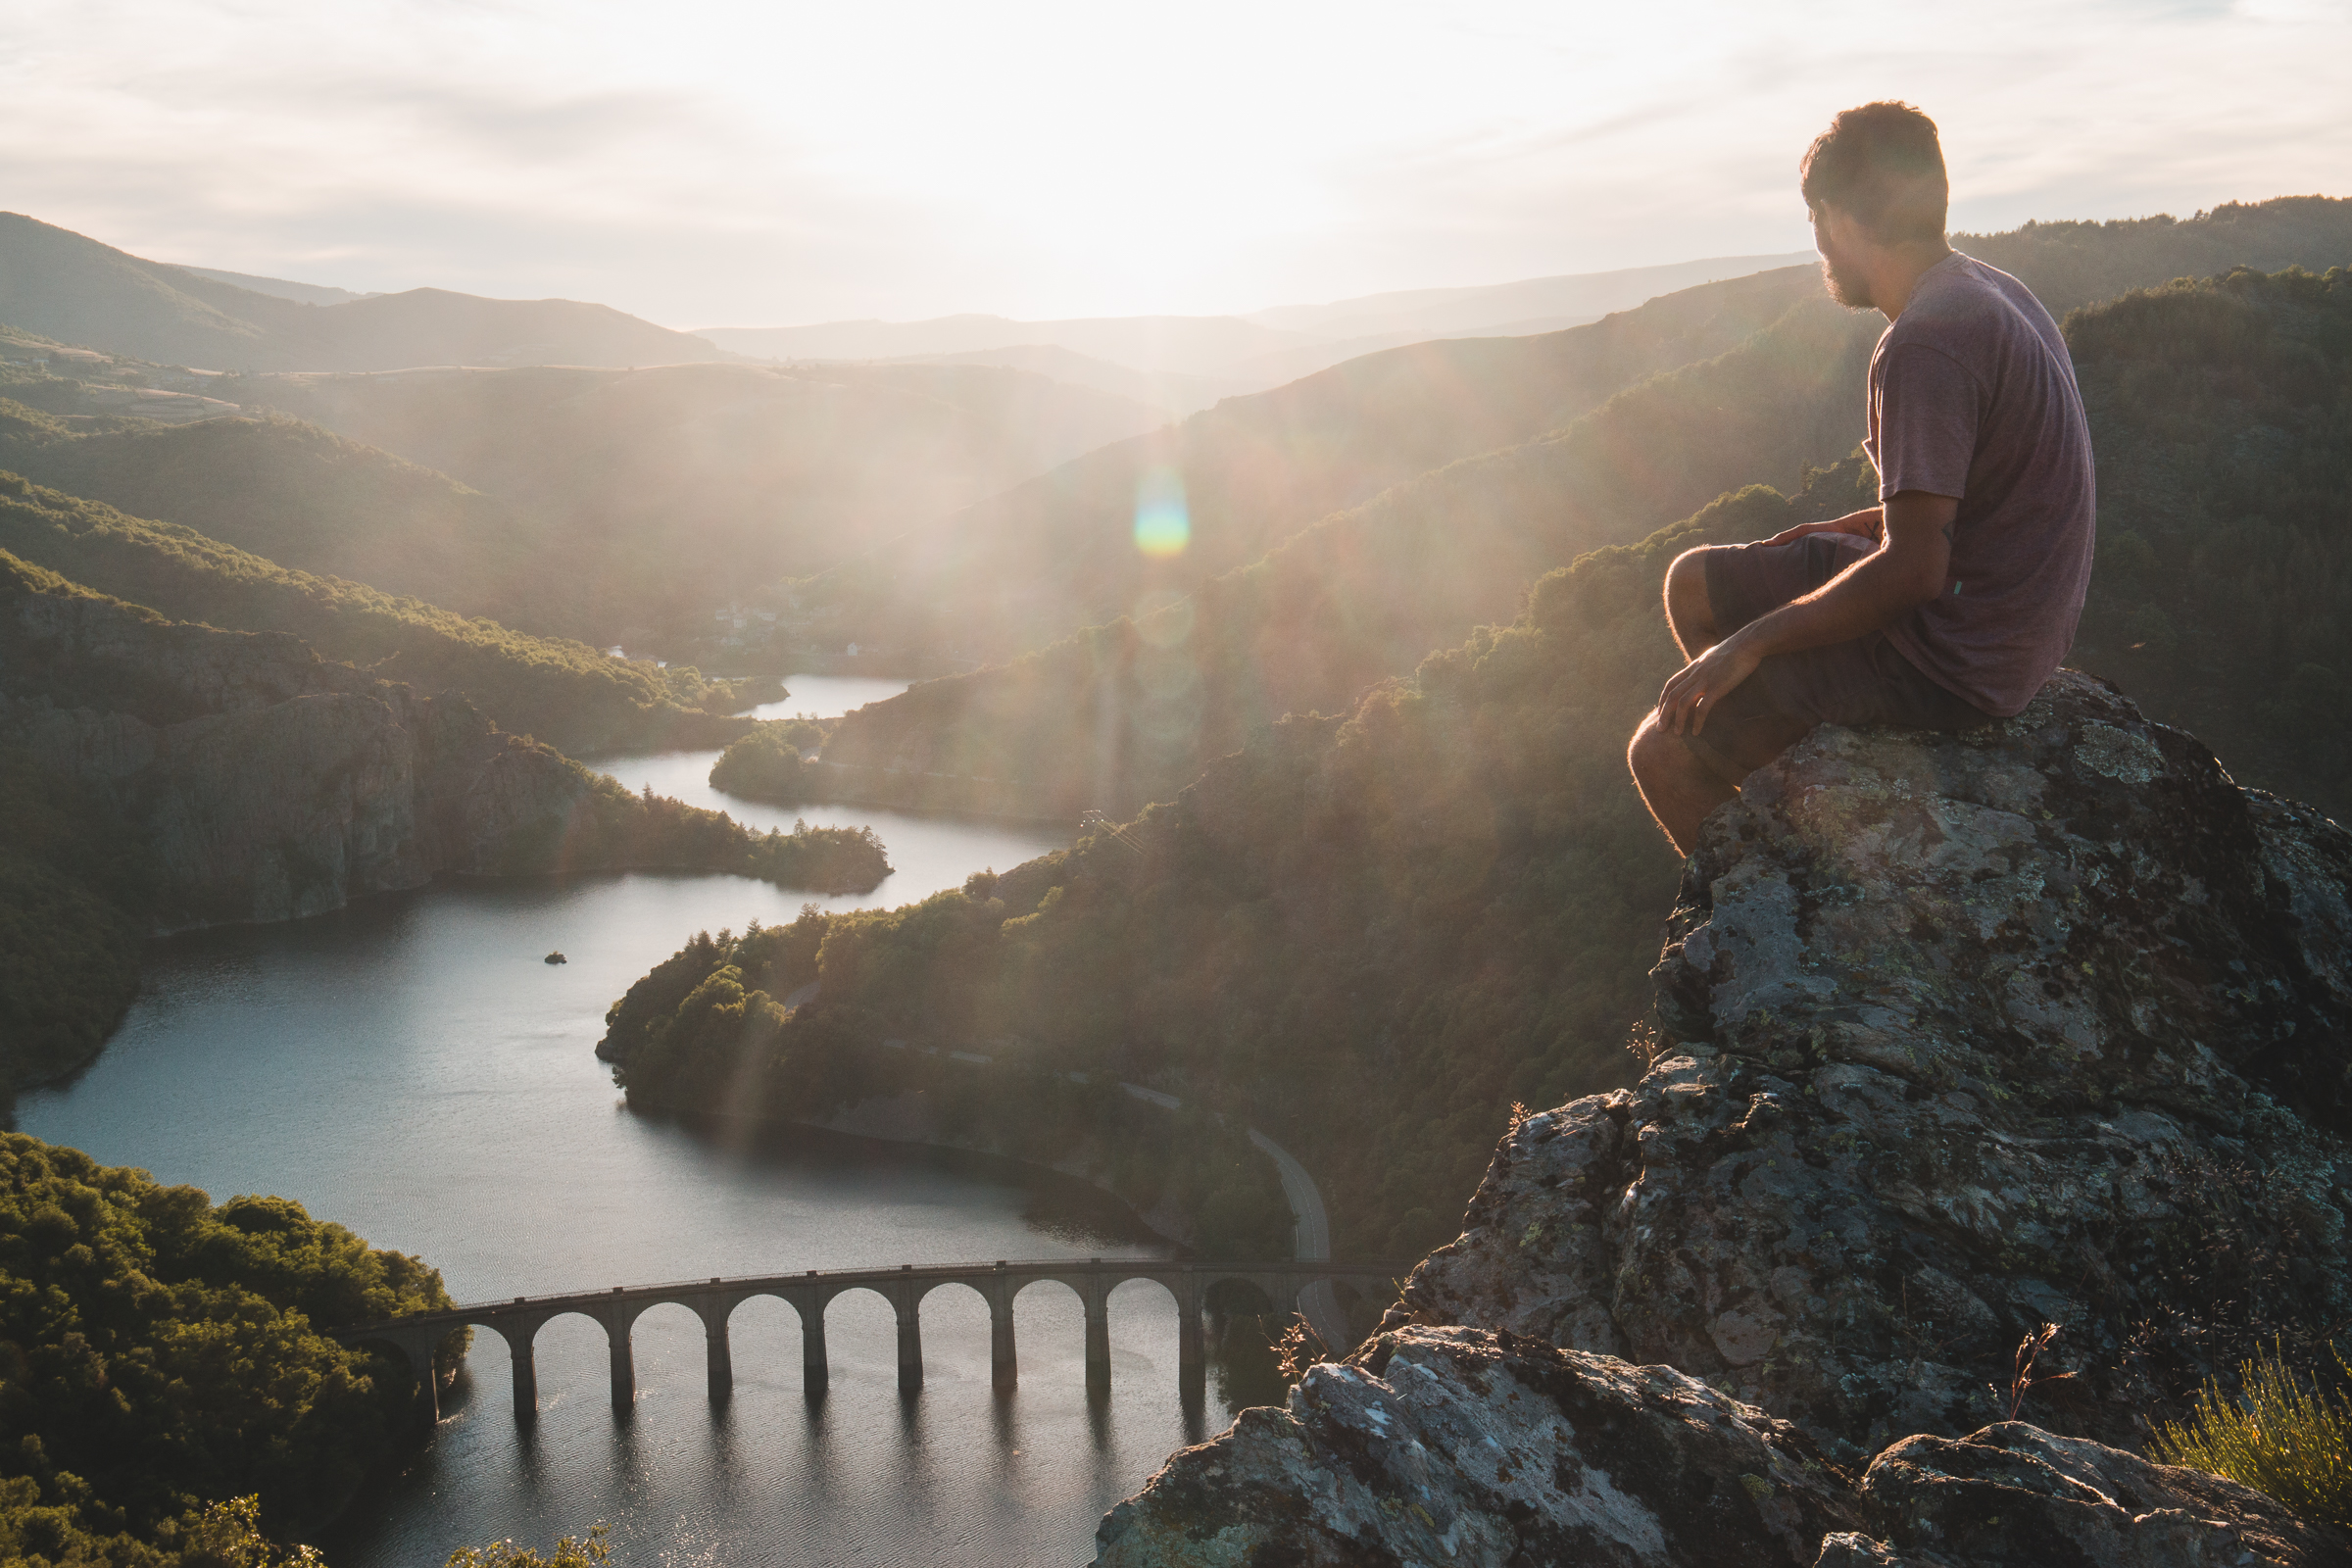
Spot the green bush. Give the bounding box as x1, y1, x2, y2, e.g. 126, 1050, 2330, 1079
2151, 1343, 2352, 1526
444, 1525, 610, 1568
0, 1135, 459, 1557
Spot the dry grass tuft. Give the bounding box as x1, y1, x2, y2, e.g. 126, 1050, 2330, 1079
2150, 1343, 2352, 1528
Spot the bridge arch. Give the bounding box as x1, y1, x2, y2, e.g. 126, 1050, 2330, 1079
330, 1257, 1406, 1424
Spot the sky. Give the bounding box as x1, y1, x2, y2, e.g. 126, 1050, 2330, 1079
3, 0, 2347, 329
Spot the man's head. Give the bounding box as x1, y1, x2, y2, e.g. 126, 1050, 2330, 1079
1801, 102, 1948, 310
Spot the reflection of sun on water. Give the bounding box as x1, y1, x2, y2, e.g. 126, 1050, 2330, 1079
1133, 466, 1190, 558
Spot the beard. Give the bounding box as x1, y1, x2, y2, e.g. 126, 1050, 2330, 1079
1820, 253, 1875, 311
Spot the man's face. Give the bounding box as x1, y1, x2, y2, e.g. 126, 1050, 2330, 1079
1811, 205, 1875, 311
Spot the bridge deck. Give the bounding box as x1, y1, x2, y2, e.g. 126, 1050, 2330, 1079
346, 1256, 1414, 1337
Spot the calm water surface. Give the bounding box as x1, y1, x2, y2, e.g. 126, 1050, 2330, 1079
752, 672, 912, 721
18, 758, 1226, 1568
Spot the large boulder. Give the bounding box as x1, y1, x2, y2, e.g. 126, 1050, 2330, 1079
1390, 672, 2352, 1460
1094, 1325, 1862, 1567
1830, 1422, 2349, 1566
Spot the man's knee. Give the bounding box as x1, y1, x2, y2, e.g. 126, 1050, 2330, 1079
1665, 546, 1714, 596
1628, 711, 1675, 782
1664, 547, 1719, 646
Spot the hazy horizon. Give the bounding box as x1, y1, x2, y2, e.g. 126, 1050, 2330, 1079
10, 1, 2350, 328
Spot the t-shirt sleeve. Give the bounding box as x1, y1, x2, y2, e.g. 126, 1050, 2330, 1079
1874, 342, 1981, 500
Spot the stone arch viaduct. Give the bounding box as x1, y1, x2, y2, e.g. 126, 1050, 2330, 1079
337, 1256, 1408, 1422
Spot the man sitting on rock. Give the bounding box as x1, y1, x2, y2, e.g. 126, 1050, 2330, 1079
1627, 101, 2096, 857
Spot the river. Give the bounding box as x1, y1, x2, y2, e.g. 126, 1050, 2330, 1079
18, 719, 1249, 1568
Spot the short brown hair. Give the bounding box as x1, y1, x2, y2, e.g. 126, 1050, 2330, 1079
1800, 102, 1948, 244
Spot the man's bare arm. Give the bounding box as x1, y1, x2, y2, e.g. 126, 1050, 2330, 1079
1759, 505, 1884, 548
1657, 491, 1956, 736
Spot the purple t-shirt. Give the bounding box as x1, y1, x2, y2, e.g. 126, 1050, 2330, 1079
1866, 252, 2096, 717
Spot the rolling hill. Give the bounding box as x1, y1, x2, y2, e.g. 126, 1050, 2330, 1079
804, 263, 1834, 667
0, 213, 727, 370
0, 474, 747, 755
806, 198, 2352, 820
0, 402, 572, 634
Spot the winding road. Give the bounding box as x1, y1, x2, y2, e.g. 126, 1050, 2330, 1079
779, 983, 1356, 1349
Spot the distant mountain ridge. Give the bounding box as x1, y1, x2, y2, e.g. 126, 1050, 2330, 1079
0, 213, 727, 370
1239, 250, 1817, 339
697, 253, 1818, 392
173, 266, 380, 307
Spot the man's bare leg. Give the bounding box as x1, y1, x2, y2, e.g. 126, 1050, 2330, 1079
1632, 547, 1737, 857
1664, 547, 1721, 660
1628, 711, 1737, 858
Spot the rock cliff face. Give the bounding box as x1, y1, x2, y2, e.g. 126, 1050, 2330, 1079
1095, 673, 2352, 1566
1, 565, 596, 927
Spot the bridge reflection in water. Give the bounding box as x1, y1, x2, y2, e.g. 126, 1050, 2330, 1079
341, 1257, 1404, 1422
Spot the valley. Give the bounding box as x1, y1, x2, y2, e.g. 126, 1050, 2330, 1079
0, 183, 2346, 1567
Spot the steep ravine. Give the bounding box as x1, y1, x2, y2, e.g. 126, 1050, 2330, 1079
1094, 673, 2352, 1566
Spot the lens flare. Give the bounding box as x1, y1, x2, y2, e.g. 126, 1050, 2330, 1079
1133, 466, 1190, 558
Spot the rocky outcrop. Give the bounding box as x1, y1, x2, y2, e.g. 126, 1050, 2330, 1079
1834, 1422, 2348, 1566
2, 564, 594, 926
1096, 1325, 1864, 1567
1392, 672, 2352, 1459
1095, 672, 2352, 1564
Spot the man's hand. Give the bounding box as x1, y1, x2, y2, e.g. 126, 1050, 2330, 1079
1657, 630, 1762, 736
1760, 506, 1884, 549
1654, 493, 1953, 738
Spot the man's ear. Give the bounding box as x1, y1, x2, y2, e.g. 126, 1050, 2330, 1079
1813, 203, 1864, 255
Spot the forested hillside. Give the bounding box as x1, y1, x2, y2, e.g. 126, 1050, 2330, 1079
810, 201, 2352, 820
0, 474, 745, 755
0, 406, 580, 636
0, 1133, 459, 1561
0, 546, 888, 1092
655, 265, 2352, 1258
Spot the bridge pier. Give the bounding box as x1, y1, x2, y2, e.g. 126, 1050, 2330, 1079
609, 1320, 636, 1410
512, 1338, 538, 1420
896, 1295, 923, 1394
989, 1293, 1017, 1390
1084, 1294, 1111, 1393
801, 1300, 829, 1393
705, 1306, 733, 1404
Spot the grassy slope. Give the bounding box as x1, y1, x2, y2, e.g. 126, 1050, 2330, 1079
815, 199, 2352, 820
653, 267, 2352, 1258
0, 473, 741, 754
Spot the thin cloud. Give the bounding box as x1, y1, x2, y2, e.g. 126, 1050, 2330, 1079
0, 0, 2343, 323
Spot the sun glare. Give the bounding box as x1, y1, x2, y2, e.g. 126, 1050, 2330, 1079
1133, 467, 1190, 559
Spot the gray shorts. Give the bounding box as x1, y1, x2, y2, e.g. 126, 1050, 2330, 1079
1684, 534, 1990, 785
